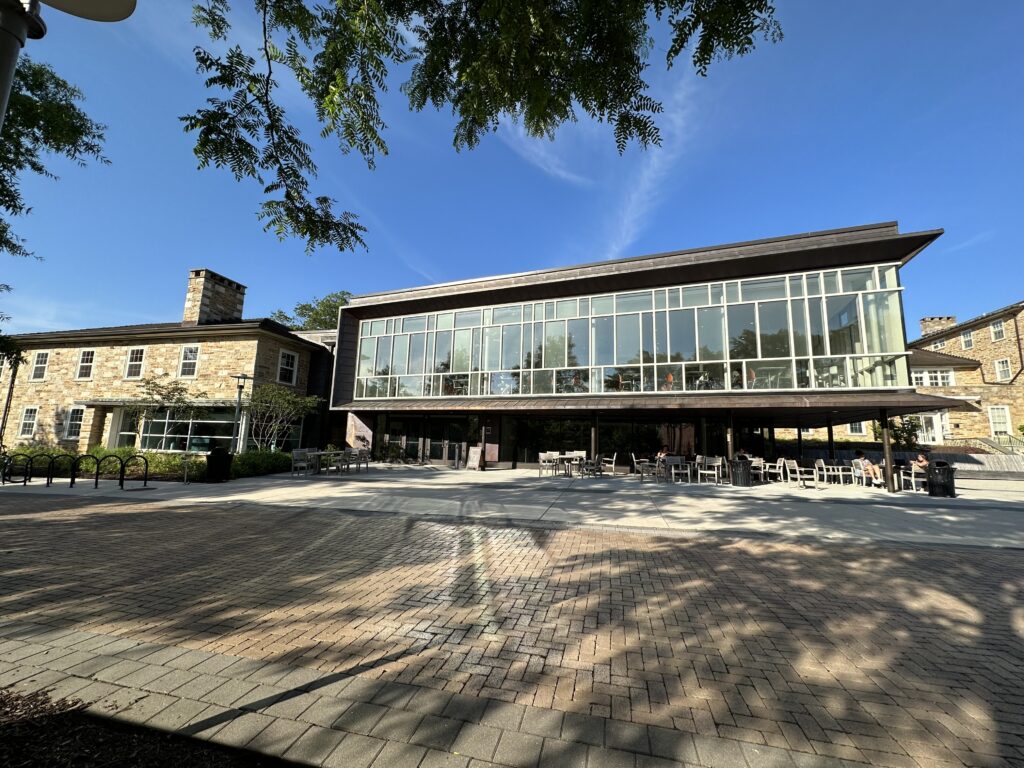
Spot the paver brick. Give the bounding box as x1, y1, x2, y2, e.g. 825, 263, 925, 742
245, 717, 310, 757
323, 733, 385, 768
208, 711, 276, 749
369, 740, 429, 768
411, 715, 465, 751
492, 730, 544, 768
450, 722, 503, 761
282, 724, 349, 765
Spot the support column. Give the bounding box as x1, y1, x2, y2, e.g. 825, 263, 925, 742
796, 427, 803, 458
768, 426, 776, 460
827, 420, 835, 460
699, 417, 707, 456
880, 408, 895, 493
726, 411, 734, 460
590, 414, 598, 460
480, 424, 486, 471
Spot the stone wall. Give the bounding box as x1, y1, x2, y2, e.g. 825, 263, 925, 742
0, 334, 315, 452
182, 269, 246, 326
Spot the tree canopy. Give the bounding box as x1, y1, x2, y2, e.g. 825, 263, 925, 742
185, 0, 781, 252
271, 289, 351, 329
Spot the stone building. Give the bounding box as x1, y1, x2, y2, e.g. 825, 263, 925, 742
0, 269, 329, 453
905, 301, 1024, 447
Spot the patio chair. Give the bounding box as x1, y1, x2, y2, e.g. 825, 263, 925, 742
902, 464, 928, 492
601, 453, 617, 476
850, 459, 869, 487
331, 452, 351, 474
538, 452, 558, 477
697, 456, 724, 484
814, 459, 839, 486
664, 456, 690, 483
765, 458, 785, 482
632, 453, 657, 482
749, 457, 765, 483
291, 449, 312, 477
351, 449, 370, 472
580, 455, 601, 477
785, 459, 819, 489
829, 461, 854, 485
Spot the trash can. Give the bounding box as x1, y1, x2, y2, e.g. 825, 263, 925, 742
927, 460, 955, 498
205, 445, 233, 483
730, 458, 753, 487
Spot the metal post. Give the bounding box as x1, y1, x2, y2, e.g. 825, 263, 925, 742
229, 373, 251, 454
880, 408, 895, 493
480, 424, 486, 471
590, 414, 598, 460
796, 427, 803, 458
826, 420, 835, 460
726, 412, 734, 460
768, 426, 776, 460
0, 1, 45, 133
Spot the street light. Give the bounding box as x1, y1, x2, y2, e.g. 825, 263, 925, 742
229, 373, 252, 454
0, 0, 136, 131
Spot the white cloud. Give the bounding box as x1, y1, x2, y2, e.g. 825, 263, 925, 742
600, 80, 693, 261
497, 119, 594, 187
941, 229, 995, 255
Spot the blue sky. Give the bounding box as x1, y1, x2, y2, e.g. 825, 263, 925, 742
4, 1, 1022, 337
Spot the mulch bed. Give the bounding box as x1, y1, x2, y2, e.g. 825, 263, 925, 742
1, 687, 292, 767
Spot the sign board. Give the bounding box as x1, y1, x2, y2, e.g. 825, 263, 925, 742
346, 413, 373, 450
465, 446, 483, 470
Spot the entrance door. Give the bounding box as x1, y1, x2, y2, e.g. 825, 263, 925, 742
916, 412, 944, 444
988, 406, 1011, 437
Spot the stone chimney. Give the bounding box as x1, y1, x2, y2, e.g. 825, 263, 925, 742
182, 269, 247, 326
919, 316, 957, 337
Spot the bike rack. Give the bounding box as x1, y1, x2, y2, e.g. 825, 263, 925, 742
94, 454, 125, 489
48, 454, 76, 487
70, 454, 100, 488
2, 453, 31, 486
122, 454, 149, 488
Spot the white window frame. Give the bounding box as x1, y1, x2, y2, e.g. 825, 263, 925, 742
29, 351, 49, 381
995, 358, 1012, 382
76, 349, 96, 380
277, 350, 298, 385
178, 345, 200, 378
961, 330, 973, 350
988, 405, 1011, 437
64, 406, 85, 440
991, 319, 1005, 341
799, 427, 814, 435
847, 421, 866, 435
19, 407, 38, 437
931, 339, 946, 350
124, 347, 146, 380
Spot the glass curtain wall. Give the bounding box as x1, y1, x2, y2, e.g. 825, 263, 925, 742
354, 263, 908, 398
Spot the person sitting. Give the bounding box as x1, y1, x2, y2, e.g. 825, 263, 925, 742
911, 451, 929, 471
854, 450, 884, 487
730, 368, 743, 389
734, 446, 750, 460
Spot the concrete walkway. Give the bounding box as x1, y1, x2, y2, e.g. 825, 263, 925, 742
4, 465, 1023, 548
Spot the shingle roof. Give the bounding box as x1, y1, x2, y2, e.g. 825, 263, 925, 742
910, 300, 1024, 345
908, 348, 981, 369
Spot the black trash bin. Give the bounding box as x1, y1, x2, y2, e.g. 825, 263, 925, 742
927, 460, 955, 498
730, 458, 753, 487
205, 445, 233, 483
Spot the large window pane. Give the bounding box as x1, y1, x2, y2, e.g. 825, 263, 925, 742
533, 322, 543, 368
492, 306, 521, 325
790, 300, 808, 356
555, 300, 577, 319
697, 307, 725, 361
862, 291, 903, 354
682, 285, 708, 307
657, 364, 683, 391
758, 301, 791, 358
544, 321, 566, 368
407, 333, 425, 374
742, 277, 786, 301
391, 334, 409, 375
616, 292, 652, 313
808, 297, 826, 355
374, 336, 392, 375
641, 313, 654, 364
593, 316, 614, 365
397, 376, 423, 397
727, 304, 757, 359
668, 309, 696, 362
826, 295, 862, 355
452, 329, 472, 372
556, 369, 589, 393
813, 358, 849, 388
655, 312, 668, 363
455, 310, 481, 328
567, 319, 589, 366
615, 314, 641, 365
483, 327, 501, 370
501, 325, 522, 369
685, 363, 725, 390
402, 316, 426, 333
842, 267, 875, 293
434, 331, 452, 372
358, 338, 376, 377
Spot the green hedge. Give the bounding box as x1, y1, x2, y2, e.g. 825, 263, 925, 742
4, 443, 294, 482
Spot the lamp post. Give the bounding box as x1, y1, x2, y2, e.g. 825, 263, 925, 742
0, 0, 135, 131
229, 373, 252, 454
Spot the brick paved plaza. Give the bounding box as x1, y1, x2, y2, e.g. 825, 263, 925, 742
1, 491, 1022, 767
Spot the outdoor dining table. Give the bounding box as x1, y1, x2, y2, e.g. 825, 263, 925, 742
306, 450, 356, 474
555, 454, 582, 476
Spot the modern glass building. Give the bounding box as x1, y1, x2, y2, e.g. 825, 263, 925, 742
330, 222, 964, 466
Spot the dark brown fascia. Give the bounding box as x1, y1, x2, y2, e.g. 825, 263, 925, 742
9, 319, 326, 351
342, 223, 942, 319
909, 300, 1024, 346
907, 349, 982, 369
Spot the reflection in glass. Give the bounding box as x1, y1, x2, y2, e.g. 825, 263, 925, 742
593, 316, 613, 365
616, 292, 652, 313
375, 336, 392, 375
391, 334, 409, 375
742, 277, 786, 301
616, 314, 641, 365
682, 285, 708, 307
397, 376, 423, 397
808, 297, 826, 355
795, 359, 811, 388
641, 313, 654, 363
685, 363, 725, 390
492, 305, 521, 325
489, 371, 520, 395
402, 316, 426, 332
533, 370, 553, 394
862, 291, 902, 353
567, 319, 589, 366
758, 301, 791, 357
697, 306, 725, 360
452, 329, 472, 372
483, 327, 501, 370
544, 321, 566, 368
826, 295, 862, 355
813, 358, 848, 388
655, 311, 668, 363
501, 325, 522, 369
604, 367, 641, 392
358, 337, 376, 376
790, 300, 807, 356
556, 369, 589, 393
408, 333, 425, 374
842, 267, 875, 293
442, 374, 469, 395
668, 309, 696, 362
433, 331, 451, 372
656, 364, 683, 391
727, 304, 757, 359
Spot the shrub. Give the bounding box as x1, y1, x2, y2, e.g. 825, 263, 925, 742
230, 450, 292, 479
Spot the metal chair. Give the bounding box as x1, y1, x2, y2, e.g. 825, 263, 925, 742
749, 457, 765, 483
601, 452, 617, 476
632, 453, 657, 482
291, 449, 312, 476
765, 458, 785, 482
902, 464, 928, 492
697, 456, 723, 484
664, 456, 690, 483
851, 459, 869, 487
785, 459, 819, 489
538, 452, 557, 477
